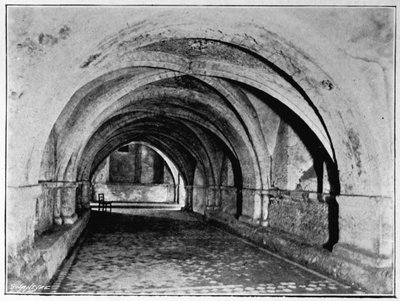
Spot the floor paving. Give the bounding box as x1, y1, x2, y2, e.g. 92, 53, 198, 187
52, 209, 365, 295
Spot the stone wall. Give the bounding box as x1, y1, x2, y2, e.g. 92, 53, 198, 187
208, 184, 393, 293
107, 143, 172, 185
7, 186, 40, 256
205, 206, 392, 294
220, 186, 237, 216
335, 195, 393, 259
34, 188, 55, 235
93, 183, 175, 203
7, 7, 394, 195
92, 143, 176, 203
192, 186, 207, 214
268, 191, 329, 245
7, 211, 90, 291
109, 147, 138, 183
6, 7, 394, 294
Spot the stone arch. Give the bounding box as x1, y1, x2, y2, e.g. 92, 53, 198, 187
77, 115, 214, 186
41, 70, 263, 191
37, 26, 346, 229
93, 33, 338, 161
7, 8, 393, 293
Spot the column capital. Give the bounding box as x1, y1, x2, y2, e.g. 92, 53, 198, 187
62, 213, 78, 225
59, 185, 78, 225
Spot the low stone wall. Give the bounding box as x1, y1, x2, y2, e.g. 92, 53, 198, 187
93, 183, 175, 203
7, 211, 90, 292
204, 189, 394, 294
205, 210, 392, 294
268, 190, 329, 245
193, 185, 237, 215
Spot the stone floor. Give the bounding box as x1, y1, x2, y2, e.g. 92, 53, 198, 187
51, 209, 364, 295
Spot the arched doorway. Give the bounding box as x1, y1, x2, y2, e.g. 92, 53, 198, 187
89, 142, 186, 208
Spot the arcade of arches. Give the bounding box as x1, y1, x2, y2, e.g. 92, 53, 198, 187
6, 7, 394, 294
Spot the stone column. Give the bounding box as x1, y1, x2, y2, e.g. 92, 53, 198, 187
75, 183, 82, 213
184, 185, 193, 211
61, 184, 78, 224
54, 188, 63, 225
206, 185, 221, 210
41, 181, 78, 225
214, 186, 222, 209
206, 186, 214, 210
39, 181, 79, 225
81, 181, 91, 210
238, 188, 262, 226
260, 189, 270, 227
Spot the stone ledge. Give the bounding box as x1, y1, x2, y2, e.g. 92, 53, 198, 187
7, 210, 90, 292
333, 243, 393, 269
36, 210, 91, 281
205, 210, 393, 295
7, 245, 49, 291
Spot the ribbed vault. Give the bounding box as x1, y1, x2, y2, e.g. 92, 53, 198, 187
7, 8, 394, 293
39, 36, 338, 220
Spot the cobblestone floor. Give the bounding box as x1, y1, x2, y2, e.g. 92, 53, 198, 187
53, 210, 364, 295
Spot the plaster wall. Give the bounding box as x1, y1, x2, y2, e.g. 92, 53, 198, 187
109, 150, 137, 183
93, 183, 175, 203
92, 143, 176, 203
336, 195, 393, 259
103, 143, 173, 185
140, 145, 155, 184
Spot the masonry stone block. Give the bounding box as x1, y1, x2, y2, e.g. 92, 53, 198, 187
34, 187, 54, 235
94, 183, 175, 203
335, 195, 393, 261
59, 185, 78, 224
268, 192, 329, 245
7, 186, 41, 256
192, 186, 207, 214
239, 188, 262, 225
220, 186, 237, 216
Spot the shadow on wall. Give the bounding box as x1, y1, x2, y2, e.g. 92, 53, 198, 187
238, 83, 341, 195
232, 157, 243, 219
323, 196, 339, 252
270, 94, 340, 251
240, 83, 341, 251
